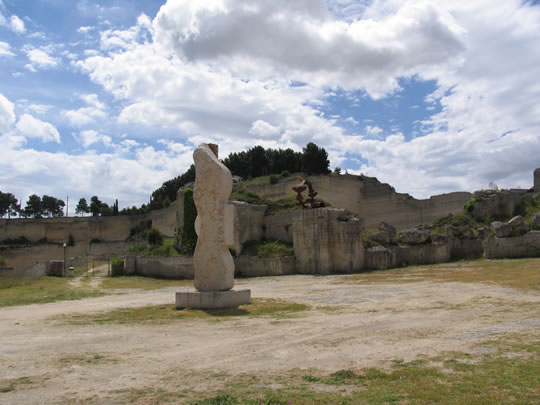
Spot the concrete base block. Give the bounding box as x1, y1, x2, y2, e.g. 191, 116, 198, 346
176, 289, 251, 309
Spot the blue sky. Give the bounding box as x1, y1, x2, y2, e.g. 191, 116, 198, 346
1, 0, 540, 214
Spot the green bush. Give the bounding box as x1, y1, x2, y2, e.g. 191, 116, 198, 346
0, 256, 7, 266
179, 188, 197, 255
258, 240, 294, 257
265, 195, 298, 215
269, 174, 279, 184
127, 240, 181, 257
68, 233, 75, 246
111, 257, 125, 277
129, 219, 152, 237
146, 227, 164, 246
2, 236, 31, 245
230, 188, 263, 204
280, 170, 290, 178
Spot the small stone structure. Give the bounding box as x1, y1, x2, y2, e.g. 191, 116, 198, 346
176, 144, 251, 309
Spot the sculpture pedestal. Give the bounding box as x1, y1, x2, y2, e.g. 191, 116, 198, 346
176, 289, 251, 309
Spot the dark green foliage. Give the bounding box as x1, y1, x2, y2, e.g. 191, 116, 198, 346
0, 191, 19, 218
280, 170, 290, 178
0, 256, 6, 266
23, 194, 43, 218
41, 195, 65, 217
179, 189, 197, 254
67, 233, 75, 246
149, 164, 196, 211
269, 175, 279, 184
146, 227, 164, 246
75, 197, 90, 216
90, 196, 102, 216
130, 219, 152, 237
264, 195, 298, 215
1, 236, 31, 245
111, 257, 125, 277
127, 240, 180, 257
113, 199, 119, 216
302, 142, 331, 175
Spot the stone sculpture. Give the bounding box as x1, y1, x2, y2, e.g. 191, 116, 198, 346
176, 143, 250, 309
192, 143, 235, 291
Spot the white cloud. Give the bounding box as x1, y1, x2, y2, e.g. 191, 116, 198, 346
9, 15, 24, 33
26, 104, 51, 115
0, 41, 14, 57
63, 94, 107, 126
15, 114, 61, 143
76, 129, 111, 148
24, 47, 60, 71
0, 92, 15, 133
64, 0, 540, 201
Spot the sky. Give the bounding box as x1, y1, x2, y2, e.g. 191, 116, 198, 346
1, 0, 540, 214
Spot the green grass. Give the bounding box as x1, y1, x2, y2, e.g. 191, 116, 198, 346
127, 238, 183, 257
101, 275, 193, 290
264, 194, 299, 215
52, 298, 309, 325
339, 258, 540, 292
230, 188, 265, 204
0, 376, 42, 394
0, 277, 105, 308
257, 240, 294, 257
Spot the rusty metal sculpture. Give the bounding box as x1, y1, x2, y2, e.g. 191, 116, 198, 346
292, 177, 325, 209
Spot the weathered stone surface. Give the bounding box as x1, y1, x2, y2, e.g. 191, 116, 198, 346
235, 256, 296, 277
461, 228, 474, 239
378, 222, 397, 243
369, 231, 391, 245
192, 143, 235, 292
469, 190, 525, 222
508, 216, 529, 236
431, 233, 448, 244
176, 289, 251, 309
444, 224, 461, 238
532, 212, 540, 230
293, 208, 364, 274
491, 221, 511, 238
476, 227, 490, 240
483, 231, 540, 259
535, 168, 540, 192
397, 228, 430, 245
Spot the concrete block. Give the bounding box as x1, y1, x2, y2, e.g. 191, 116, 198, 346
176, 289, 251, 309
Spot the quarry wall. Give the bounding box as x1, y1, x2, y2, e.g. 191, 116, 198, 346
245, 174, 472, 229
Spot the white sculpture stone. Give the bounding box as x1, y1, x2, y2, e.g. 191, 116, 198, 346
192, 143, 235, 291
176, 143, 251, 309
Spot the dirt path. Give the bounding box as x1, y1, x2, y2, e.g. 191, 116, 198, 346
1, 274, 539, 404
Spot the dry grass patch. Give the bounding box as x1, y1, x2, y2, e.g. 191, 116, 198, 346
340, 258, 540, 291
51, 298, 310, 325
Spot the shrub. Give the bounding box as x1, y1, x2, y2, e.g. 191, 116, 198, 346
280, 170, 290, 178
0, 256, 7, 266
68, 233, 75, 246
2, 236, 31, 245
269, 175, 279, 184
179, 188, 197, 255
146, 227, 164, 246
130, 219, 152, 237
265, 195, 298, 215
230, 188, 263, 204
111, 257, 125, 277
258, 241, 294, 257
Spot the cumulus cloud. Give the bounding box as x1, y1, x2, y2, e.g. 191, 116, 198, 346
0, 41, 14, 57
24, 46, 60, 71
15, 114, 61, 143
0, 92, 15, 132
63, 94, 107, 126
76, 129, 112, 148
9, 15, 24, 33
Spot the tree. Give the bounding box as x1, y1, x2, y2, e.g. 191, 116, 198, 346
333, 167, 342, 175
0, 192, 19, 218
90, 196, 102, 216
41, 195, 65, 217
75, 198, 90, 216
113, 199, 119, 216
302, 142, 331, 175
100, 203, 113, 216
23, 194, 43, 218
247, 146, 268, 178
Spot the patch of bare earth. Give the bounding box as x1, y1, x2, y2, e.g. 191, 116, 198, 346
1, 270, 539, 404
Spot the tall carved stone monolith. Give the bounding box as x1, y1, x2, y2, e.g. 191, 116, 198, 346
176, 143, 251, 309
192, 143, 235, 291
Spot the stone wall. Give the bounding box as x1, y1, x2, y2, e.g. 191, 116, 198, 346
235, 256, 296, 277
0, 203, 176, 246
132, 256, 194, 279
483, 231, 540, 259
293, 208, 364, 274
365, 244, 451, 270
245, 174, 471, 229
448, 239, 484, 261
231, 201, 267, 254
535, 168, 540, 192
263, 211, 294, 243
